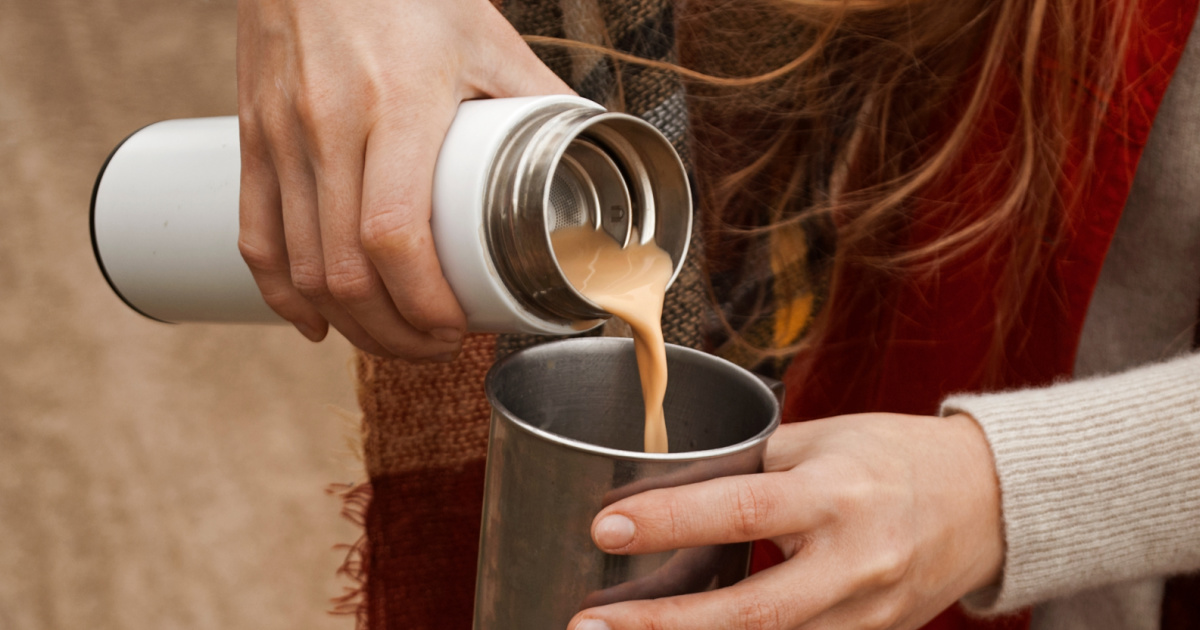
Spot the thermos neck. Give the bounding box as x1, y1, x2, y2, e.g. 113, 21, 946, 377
484, 102, 692, 327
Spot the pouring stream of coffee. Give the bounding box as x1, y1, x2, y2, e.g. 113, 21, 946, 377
551, 226, 674, 453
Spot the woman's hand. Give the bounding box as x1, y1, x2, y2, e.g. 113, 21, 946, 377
236, 0, 572, 359
571, 413, 1005, 630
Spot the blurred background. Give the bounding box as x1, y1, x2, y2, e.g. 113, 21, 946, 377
1, 0, 359, 628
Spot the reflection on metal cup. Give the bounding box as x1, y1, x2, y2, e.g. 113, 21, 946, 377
476, 338, 782, 630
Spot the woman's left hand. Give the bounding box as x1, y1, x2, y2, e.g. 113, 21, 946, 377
570, 413, 1005, 630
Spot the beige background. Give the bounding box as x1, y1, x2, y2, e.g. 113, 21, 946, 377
0, 0, 359, 628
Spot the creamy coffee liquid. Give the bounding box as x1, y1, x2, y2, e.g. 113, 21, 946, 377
550, 226, 674, 453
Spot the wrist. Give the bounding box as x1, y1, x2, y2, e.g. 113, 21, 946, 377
945, 412, 1005, 593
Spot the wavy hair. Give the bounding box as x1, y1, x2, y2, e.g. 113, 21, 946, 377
528, 0, 1135, 377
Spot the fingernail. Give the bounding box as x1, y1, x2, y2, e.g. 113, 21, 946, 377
575, 620, 611, 630
431, 328, 462, 344
594, 515, 635, 550
294, 322, 323, 342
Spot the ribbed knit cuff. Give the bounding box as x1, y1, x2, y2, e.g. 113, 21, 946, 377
941, 352, 1200, 614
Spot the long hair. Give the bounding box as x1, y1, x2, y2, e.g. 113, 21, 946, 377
527, 0, 1135, 379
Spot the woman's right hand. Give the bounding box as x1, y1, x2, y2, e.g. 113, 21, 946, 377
236, 0, 573, 360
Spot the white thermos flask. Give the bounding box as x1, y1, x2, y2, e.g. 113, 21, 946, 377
91, 95, 692, 335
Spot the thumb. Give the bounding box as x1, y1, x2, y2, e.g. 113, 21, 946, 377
470, 16, 575, 98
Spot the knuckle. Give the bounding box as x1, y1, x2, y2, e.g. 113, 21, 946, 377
325, 259, 378, 306
860, 598, 904, 630
830, 472, 875, 518
733, 594, 784, 630
864, 544, 913, 588
360, 210, 426, 260
236, 94, 255, 122
773, 534, 804, 559
257, 105, 295, 148
236, 90, 266, 129
292, 85, 338, 126
237, 112, 266, 150
729, 478, 775, 539
292, 88, 348, 159
290, 261, 329, 301
236, 115, 276, 170
237, 234, 284, 273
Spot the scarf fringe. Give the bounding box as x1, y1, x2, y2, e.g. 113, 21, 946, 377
327, 480, 373, 630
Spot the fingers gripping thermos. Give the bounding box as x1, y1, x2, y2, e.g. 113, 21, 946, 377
90, 95, 692, 334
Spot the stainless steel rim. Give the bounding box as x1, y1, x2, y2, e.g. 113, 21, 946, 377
484, 338, 781, 463
484, 103, 693, 327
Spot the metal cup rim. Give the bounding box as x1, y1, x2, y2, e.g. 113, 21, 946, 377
484, 337, 781, 462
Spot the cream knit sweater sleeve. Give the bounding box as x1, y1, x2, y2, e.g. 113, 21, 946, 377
941, 351, 1200, 614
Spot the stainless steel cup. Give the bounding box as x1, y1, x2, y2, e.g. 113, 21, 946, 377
476, 338, 782, 630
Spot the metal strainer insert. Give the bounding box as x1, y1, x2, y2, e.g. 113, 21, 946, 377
549, 163, 587, 231
546, 138, 633, 247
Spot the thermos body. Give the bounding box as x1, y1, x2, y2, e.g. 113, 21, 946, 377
92, 116, 267, 324
91, 95, 692, 334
